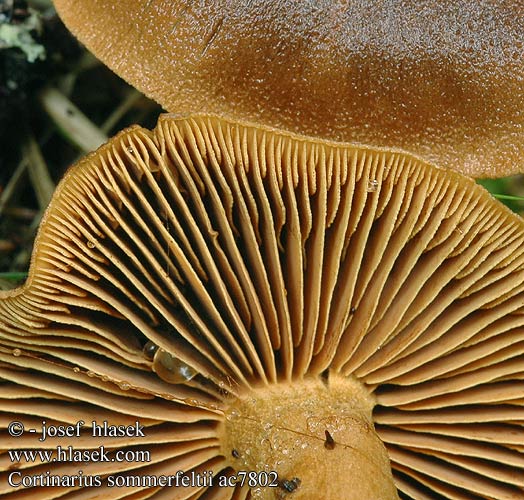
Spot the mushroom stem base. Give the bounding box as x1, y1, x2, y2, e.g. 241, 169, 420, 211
222, 374, 399, 499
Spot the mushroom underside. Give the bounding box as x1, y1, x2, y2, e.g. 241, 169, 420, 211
0, 115, 524, 499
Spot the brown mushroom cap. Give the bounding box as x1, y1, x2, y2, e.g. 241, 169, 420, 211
53, 0, 524, 178
1, 115, 524, 498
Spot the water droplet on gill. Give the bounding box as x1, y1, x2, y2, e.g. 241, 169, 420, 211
127, 147, 134, 154
86, 371, 95, 378
142, 340, 159, 360
101, 375, 109, 382
73, 367, 80, 373
367, 179, 379, 192
12, 349, 21, 357
119, 382, 130, 391
86, 241, 95, 249
152, 348, 198, 384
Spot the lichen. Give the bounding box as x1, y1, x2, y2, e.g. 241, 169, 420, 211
0, 8, 45, 63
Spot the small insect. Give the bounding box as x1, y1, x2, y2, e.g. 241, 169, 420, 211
324, 430, 335, 450
231, 449, 240, 458
280, 477, 301, 493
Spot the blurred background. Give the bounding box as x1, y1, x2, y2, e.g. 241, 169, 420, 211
0, 0, 161, 289
0, 0, 523, 290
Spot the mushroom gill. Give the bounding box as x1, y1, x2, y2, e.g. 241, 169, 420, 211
0, 115, 524, 499
52, 0, 524, 178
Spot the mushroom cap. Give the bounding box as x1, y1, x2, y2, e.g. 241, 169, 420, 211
53, 0, 524, 178
1, 115, 524, 497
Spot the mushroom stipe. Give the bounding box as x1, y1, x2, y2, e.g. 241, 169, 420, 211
1, 115, 524, 498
